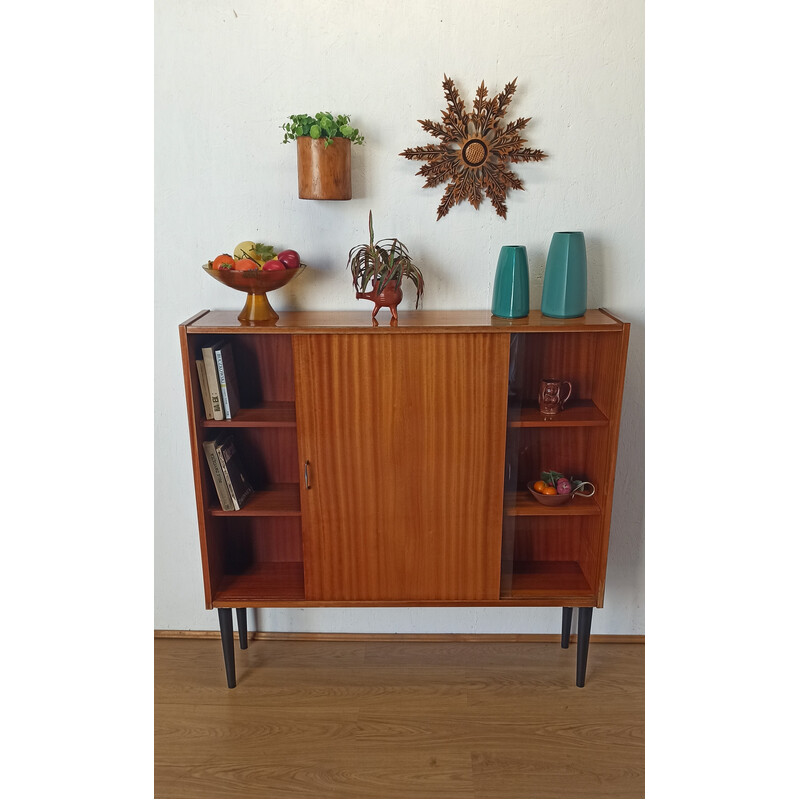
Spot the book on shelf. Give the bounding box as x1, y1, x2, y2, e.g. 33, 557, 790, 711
195, 359, 214, 420
201, 341, 225, 420
202, 436, 235, 511
215, 433, 254, 511
213, 341, 241, 420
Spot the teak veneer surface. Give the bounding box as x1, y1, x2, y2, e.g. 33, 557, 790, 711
184, 308, 624, 333
294, 332, 508, 601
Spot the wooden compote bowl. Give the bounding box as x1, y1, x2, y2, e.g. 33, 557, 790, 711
203, 265, 306, 322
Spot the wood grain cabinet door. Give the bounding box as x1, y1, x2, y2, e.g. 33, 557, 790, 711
293, 332, 509, 601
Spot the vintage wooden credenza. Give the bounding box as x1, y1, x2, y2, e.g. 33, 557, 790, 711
179, 309, 630, 687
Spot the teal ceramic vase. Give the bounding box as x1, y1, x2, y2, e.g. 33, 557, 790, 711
541, 232, 587, 318
491, 245, 530, 318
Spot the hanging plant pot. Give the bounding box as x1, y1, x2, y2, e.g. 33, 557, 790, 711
296, 137, 352, 200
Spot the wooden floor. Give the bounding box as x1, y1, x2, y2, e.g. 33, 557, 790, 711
155, 637, 644, 799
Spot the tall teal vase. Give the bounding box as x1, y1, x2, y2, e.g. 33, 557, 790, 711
541, 232, 587, 318
491, 245, 529, 318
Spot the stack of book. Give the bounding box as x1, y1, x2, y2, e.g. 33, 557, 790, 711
195, 340, 241, 420
202, 433, 254, 511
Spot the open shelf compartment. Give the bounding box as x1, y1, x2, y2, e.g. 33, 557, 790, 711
213, 562, 305, 604
203, 401, 297, 428
499, 516, 600, 601
209, 484, 301, 516
207, 516, 306, 603
507, 399, 608, 428
504, 490, 601, 516
502, 560, 594, 598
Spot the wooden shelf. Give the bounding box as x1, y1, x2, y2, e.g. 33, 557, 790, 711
501, 561, 594, 598
203, 402, 296, 428
213, 562, 305, 604
507, 400, 608, 427
503, 491, 601, 516
209, 484, 301, 516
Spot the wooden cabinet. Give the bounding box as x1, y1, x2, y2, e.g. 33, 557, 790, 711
179, 309, 630, 686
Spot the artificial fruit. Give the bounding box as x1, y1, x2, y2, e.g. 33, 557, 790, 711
277, 249, 301, 269
233, 257, 259, 271
211, 254, 235, 270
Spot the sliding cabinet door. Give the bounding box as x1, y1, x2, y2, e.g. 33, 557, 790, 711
294, 332, 509, 601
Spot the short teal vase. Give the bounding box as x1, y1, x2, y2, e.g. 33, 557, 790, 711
491, 245, 530, 318
541, 232, 587, 318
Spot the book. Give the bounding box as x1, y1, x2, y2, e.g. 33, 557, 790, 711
215, 434, 254, 511
202, 437, 235, 511
201, 341, 225, 420
214, 341, 241, 420
195, 359, 214, 420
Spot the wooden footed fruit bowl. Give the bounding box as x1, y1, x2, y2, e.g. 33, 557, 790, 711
527, 480, 596, 506
202, 265, 306, 322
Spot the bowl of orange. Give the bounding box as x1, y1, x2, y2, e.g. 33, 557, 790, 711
528, 480, 573, 506
203, 263, 306, 320
527, 475, 596, 506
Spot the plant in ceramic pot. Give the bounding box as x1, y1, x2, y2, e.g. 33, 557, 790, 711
346, 211, 424, 321
281, 112, 364, 200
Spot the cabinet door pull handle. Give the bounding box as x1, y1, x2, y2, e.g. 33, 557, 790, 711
304, 460, 311, 489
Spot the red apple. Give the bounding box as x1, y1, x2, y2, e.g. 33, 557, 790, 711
277, 249, 300, 269
233, 257, 259, 271
262, 257, 286, 271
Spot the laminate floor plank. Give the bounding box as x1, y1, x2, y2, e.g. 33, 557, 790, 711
155, 751, 474, 800
155, 638, 644, 799
352, 711, 642, 752
471, 748, 643, 799
156, 640, 469, 711
155, 705, 362, 759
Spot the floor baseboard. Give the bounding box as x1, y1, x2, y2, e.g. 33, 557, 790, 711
154, 630, 644, 644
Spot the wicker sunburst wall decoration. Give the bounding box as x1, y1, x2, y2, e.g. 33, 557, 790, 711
400, 75, 548, 220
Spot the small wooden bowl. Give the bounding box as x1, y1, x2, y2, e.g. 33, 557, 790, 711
527, 481, 573, 506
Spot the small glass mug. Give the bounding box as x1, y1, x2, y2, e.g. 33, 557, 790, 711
538, 379, 572, 416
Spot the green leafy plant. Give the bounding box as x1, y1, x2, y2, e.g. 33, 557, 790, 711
251, 242, 277, 261
347, 211, 424, 307
281, 113, 365, 147
539, 469, 565, 488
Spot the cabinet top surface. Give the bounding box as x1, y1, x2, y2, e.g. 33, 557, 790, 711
181, 309, 626, 333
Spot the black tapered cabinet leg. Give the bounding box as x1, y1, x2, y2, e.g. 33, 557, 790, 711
576, 607, 593, 687
218, 608, 236, 688
561, 607, 573, 648
236, 608, 248, 649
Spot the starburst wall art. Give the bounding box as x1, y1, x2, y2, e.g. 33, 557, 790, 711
400, 75, 548, 220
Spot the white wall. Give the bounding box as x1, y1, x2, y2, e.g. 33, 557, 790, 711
155, 0, 644, 634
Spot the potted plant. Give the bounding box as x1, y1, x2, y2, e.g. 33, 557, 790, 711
281, 112, 364, 200
346, 211, 424, 320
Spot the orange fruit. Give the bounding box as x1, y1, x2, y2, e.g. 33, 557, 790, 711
233, 257, 259, 271
533, 480, 547, 493
212, 254, 235, 270
542, 486, 558, 496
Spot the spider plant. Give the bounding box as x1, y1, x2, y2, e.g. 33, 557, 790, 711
346, 211, 424, 307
